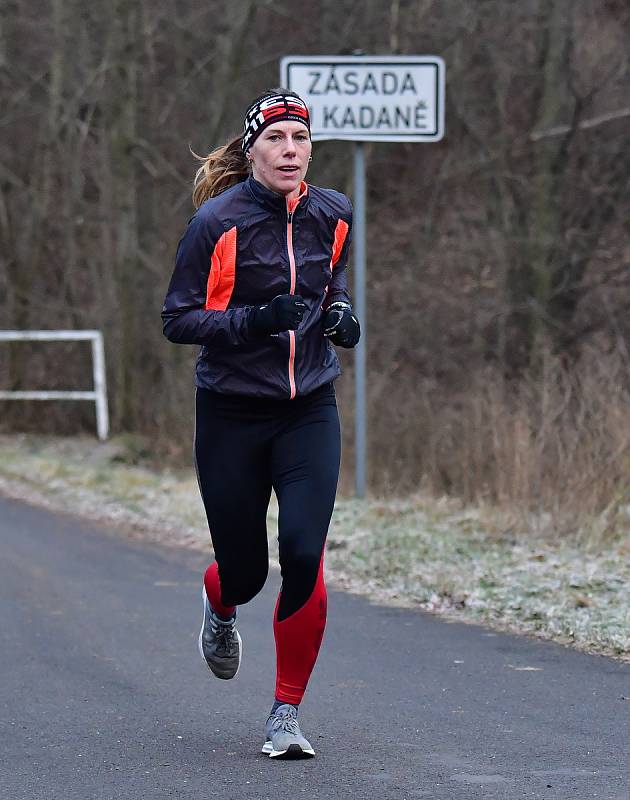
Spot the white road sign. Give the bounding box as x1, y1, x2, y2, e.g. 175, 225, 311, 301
280, 55, 445, 142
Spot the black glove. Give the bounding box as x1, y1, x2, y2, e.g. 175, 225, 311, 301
249, 294, 306, 336
322, 302, 361, 348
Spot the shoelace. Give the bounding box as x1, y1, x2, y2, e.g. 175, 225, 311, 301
209, 614, 237, 655
270, 709, 300, 735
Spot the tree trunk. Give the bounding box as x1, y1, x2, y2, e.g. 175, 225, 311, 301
106, 0, 139, 429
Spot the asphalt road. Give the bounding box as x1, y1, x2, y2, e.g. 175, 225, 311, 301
1, 496, 628, 800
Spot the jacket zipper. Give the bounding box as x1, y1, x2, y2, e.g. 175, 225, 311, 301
286, 205, 297, 399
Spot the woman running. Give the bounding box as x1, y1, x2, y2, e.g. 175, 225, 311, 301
161, 89, 360, 759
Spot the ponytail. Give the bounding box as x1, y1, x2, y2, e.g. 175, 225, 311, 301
191, 135, 249, 208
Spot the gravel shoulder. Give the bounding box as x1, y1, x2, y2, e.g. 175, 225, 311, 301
0, 433, 627, 661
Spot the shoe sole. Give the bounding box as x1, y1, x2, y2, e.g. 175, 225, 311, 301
262, 741, 315, 759
198, 587, 242, 680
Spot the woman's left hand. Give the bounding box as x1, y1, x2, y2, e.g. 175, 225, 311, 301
322, 302, 361, 348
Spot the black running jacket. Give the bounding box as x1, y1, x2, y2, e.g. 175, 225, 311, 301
162, 176, 353, 399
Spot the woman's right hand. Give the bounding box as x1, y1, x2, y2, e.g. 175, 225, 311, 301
249, 294, 306, 335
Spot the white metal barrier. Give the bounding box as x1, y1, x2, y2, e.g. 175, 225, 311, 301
0, 330, 109, 440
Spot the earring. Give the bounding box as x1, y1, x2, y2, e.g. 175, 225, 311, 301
308, 156, 313, 162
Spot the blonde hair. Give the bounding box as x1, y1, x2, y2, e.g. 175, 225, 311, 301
191, 135, 249, 208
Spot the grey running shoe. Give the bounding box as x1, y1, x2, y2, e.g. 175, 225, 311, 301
198, 586, 242, 680
261, 704, 315, 759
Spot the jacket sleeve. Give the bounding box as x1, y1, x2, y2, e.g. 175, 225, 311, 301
161, 209, 254, 347
323, 198, 353, 310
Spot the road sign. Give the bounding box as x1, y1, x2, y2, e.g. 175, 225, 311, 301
280, 55, 445, 142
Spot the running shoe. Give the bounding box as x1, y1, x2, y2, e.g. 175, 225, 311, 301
198, 586, 242, 680
261, 704, 315, 759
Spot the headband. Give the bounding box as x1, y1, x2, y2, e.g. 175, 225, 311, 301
241, 93, 310, 153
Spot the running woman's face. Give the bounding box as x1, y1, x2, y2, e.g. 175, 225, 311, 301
248, 121, 312, 199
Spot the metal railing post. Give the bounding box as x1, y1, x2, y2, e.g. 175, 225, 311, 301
0, 330, 109, 440
91, 332, 109, 441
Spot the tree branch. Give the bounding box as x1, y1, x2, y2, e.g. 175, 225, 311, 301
530, 107, 630, 141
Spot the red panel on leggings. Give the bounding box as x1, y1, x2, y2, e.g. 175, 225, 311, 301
274, 555, 327, 705
204, 562, 236, 619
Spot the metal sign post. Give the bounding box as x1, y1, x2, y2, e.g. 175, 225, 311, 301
353, 141, 367, 497
281, 55, 445, 497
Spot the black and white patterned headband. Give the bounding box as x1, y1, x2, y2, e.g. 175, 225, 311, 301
241, 93, 310, 153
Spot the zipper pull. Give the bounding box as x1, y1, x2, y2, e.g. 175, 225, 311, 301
287, 211, 293, 224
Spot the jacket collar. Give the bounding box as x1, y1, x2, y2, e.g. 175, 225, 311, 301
245, 176, 309, 214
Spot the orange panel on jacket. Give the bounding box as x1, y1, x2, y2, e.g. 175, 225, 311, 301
330, 219, 349, 269
206, 226, 237, 311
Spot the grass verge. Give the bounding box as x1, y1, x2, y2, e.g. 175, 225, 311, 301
0, 434, 627, 661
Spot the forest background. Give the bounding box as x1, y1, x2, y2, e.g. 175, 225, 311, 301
1, 0, 630, 541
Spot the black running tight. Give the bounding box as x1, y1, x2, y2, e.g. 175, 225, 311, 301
194, 382, 341, 622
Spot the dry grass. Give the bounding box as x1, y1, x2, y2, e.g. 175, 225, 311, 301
367, 348, 630, 543
3, 339, 630, 550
